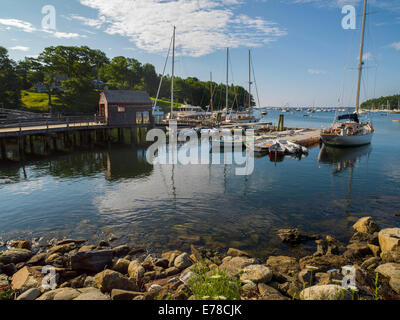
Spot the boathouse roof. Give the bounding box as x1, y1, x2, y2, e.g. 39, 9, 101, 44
101, 90, 152, 104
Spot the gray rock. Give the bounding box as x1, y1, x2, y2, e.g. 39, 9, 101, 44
128, 260, 145, 280
375, 263, 400, 294
113, 258, 130, 274
227, 248, 250, 257
0, 249, 32, 264
16, 288, 41, 300
94, 269, 138, 293
174, 253, 192, 270
111, 289, 143, 300
1, 263, 17, 276
266, 256, 300, 276
258, 283, 289, 300
300, 285, 352, 300
74, 288, 110, 300
277, 228, 319, 245
53, 288, 81, 300
36, 288, 69, 300
0, 274, 9, 287
84, 276, 96, 288
219, 256, 257, 277
240, 265, 273, 284
353, 217, 380, 234
69, 249, 113, 273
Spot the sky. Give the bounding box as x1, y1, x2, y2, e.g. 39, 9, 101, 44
0, 0, 399, 108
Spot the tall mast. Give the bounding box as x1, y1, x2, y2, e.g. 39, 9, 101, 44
210, 72, 213, 113
248, 50, 252, 110
171, 26, 176, 118
355, 0, 367, 114
226, 48, 229, 111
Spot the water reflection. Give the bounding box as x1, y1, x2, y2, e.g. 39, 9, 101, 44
318, 145, 372, 217
318, 145, 372, 174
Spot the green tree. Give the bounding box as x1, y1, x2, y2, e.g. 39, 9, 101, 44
0, 46, 21, 108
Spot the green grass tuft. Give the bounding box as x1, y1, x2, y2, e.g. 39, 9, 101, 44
188, 262, 242, 301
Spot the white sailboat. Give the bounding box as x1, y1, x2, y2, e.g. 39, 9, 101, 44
320, 0, 374, 148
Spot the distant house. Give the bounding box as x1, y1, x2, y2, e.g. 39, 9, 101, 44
92, 79, 104, 90
34, 74, 68, 93
99, 90, 153, 126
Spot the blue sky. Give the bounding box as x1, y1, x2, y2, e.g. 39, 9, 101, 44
0, 0, 399, 107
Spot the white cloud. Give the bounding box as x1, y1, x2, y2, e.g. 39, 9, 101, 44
390, 42, 400, 51
77, 0, 287, 57
0, 18, 85, 39
287, 0, 400, 11
0, 18, 36, 32
308, 68, 327, 74
9, 46, 30, 52
43, 30, 84, 39
69, 14, 106, 29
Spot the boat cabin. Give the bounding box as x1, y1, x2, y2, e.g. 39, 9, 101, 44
99, 90, 153, 126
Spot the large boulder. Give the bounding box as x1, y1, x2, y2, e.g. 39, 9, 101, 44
128, 260, 145, 280
11, 266, 43, 292
266, 256, 300, 276
353, 217, 379, 234
240, 265, 272, 284
219, 256, 257, 277
375, 263, 400, 294
94, 269, 138, 293
0, 249, 32, 264
378, 228, 400, 259
69, 249, 113, 273
300, 285, 352, 300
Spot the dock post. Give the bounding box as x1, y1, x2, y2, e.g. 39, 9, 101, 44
278, 114, 285, 131
0, 138, 6, 160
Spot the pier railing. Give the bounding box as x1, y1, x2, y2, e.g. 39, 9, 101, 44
0, 115, 106, 130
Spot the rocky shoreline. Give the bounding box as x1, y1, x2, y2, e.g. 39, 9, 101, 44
0, 216, 399, 301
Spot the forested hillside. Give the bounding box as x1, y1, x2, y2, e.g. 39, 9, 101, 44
0, 45, 253, 114
361, 94, 400, 110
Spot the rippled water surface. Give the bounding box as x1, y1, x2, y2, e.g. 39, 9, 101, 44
1, 111, 399, 258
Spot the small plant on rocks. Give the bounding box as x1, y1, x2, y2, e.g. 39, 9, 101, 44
188, 262, 242, 300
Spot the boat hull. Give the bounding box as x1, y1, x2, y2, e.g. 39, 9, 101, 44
320, 132, 373, 148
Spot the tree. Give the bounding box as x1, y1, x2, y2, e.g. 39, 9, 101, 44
99, 56, 143, 90
0, 46, 21, 108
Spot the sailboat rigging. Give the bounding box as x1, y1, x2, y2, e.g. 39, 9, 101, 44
320, 0, 374, 147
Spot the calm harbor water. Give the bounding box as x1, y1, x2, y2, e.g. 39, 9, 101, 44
1, 111, 400, 258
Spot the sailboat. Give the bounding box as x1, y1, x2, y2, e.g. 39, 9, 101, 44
320, 0, 374, 148
224, 50, 260, 124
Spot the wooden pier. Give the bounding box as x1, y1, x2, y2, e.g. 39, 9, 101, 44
0, 116, 152, 162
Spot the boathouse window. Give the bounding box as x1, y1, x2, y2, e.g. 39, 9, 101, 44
142, 112, 150, 124
136, 112, 143, 124
117, 106, 126, 113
